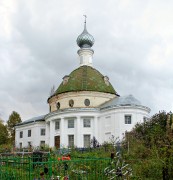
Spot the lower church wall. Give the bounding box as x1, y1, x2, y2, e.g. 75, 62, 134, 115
15, 106, 150, 148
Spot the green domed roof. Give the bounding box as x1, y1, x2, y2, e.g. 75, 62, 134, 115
54, 66, 116, 95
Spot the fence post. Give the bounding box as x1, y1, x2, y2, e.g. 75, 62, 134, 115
0, 156, 1, 179
29, 156, 31, 180
48, 153, 52, 178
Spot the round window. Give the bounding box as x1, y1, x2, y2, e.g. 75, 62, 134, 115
56, 102, 60, 109
84, 99, 90, 106
69, 99, 74, 107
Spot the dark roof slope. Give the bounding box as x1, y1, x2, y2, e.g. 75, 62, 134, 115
100, 95, 141, 109
54, 66, 116, 95
16, 115, 45, 126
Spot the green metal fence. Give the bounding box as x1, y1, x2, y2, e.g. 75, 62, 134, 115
0, 155, 111, 180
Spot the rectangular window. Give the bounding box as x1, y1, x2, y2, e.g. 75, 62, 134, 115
19, 143, 22, 149
28, 142, 31, 147
83, 119, 91, 128
40, 141, 45, 147
40, 128, 46, 136
125, 115, 132, 124
84, 135, 91, 147
68, 135, 74, 147
55, 120, 60, 130
68, 119, 74, 128
20, 131, 23, 138
143, 117, 148, 122
28, 130, 31, 137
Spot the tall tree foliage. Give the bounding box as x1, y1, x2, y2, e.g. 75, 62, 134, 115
7, 111, 22, 143
0, 119, 8, 145
123, 111, 173, 179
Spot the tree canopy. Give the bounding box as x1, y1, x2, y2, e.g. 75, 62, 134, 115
0, 119, 8, 145
123, 111, 173, 179
7, 111, 22, 143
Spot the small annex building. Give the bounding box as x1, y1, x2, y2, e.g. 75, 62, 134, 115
15, 20, 150, 149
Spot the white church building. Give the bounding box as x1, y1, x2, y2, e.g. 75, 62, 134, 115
15, 20, 150, 149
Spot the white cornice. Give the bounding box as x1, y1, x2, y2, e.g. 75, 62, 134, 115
45, 107, 99, 120
100, 104, 151, 113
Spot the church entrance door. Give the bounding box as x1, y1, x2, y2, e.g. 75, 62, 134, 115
54, 136, 60, 149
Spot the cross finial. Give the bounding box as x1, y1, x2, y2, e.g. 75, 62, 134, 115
83, 15, 87, 24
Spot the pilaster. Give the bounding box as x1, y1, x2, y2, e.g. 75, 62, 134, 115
94, 116, 98, 139
49, 121, 55, 147
76, 116, 82, 147
45, 122, 50, 145
60, 117, 65, 147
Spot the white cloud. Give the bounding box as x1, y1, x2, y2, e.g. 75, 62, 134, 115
0, 0, 173, 121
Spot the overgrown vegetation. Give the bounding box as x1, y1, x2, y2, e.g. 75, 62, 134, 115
7, 111, 22, 143
122, 111, 173, 179
0, 119, 8, 145
1, 111, 173, 179
0, 111, 21, 148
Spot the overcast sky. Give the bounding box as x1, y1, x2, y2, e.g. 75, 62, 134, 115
1, 0, 173, 121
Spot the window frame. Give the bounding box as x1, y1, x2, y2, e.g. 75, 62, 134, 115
68, 119, 74, 128
20, 131, 23, 138
69, 99, 74, 107
68, 135, 74, 147
84, 99, 90, 106
83, 118, 91, 128
55, 120, 60, 130
143, 116, 148, 122
28, 142, 31, 147
40, 128, 46, 136
84, 135, 91, 147
28, 130, 31, 137
56, 102, 60, 109
40, 141, 45, 147
124, 115, 132, 124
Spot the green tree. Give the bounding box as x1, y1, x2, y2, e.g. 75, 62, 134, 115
0, 119, 8, 145
123, 111, 173, 179
7, 111, 22, 143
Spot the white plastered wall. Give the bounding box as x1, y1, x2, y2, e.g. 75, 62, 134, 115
98, 106, 150, 143
49, 91, 116, 112
15, 105, 150, 148
45, 109, 99, 148
15, 122, 46, 148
